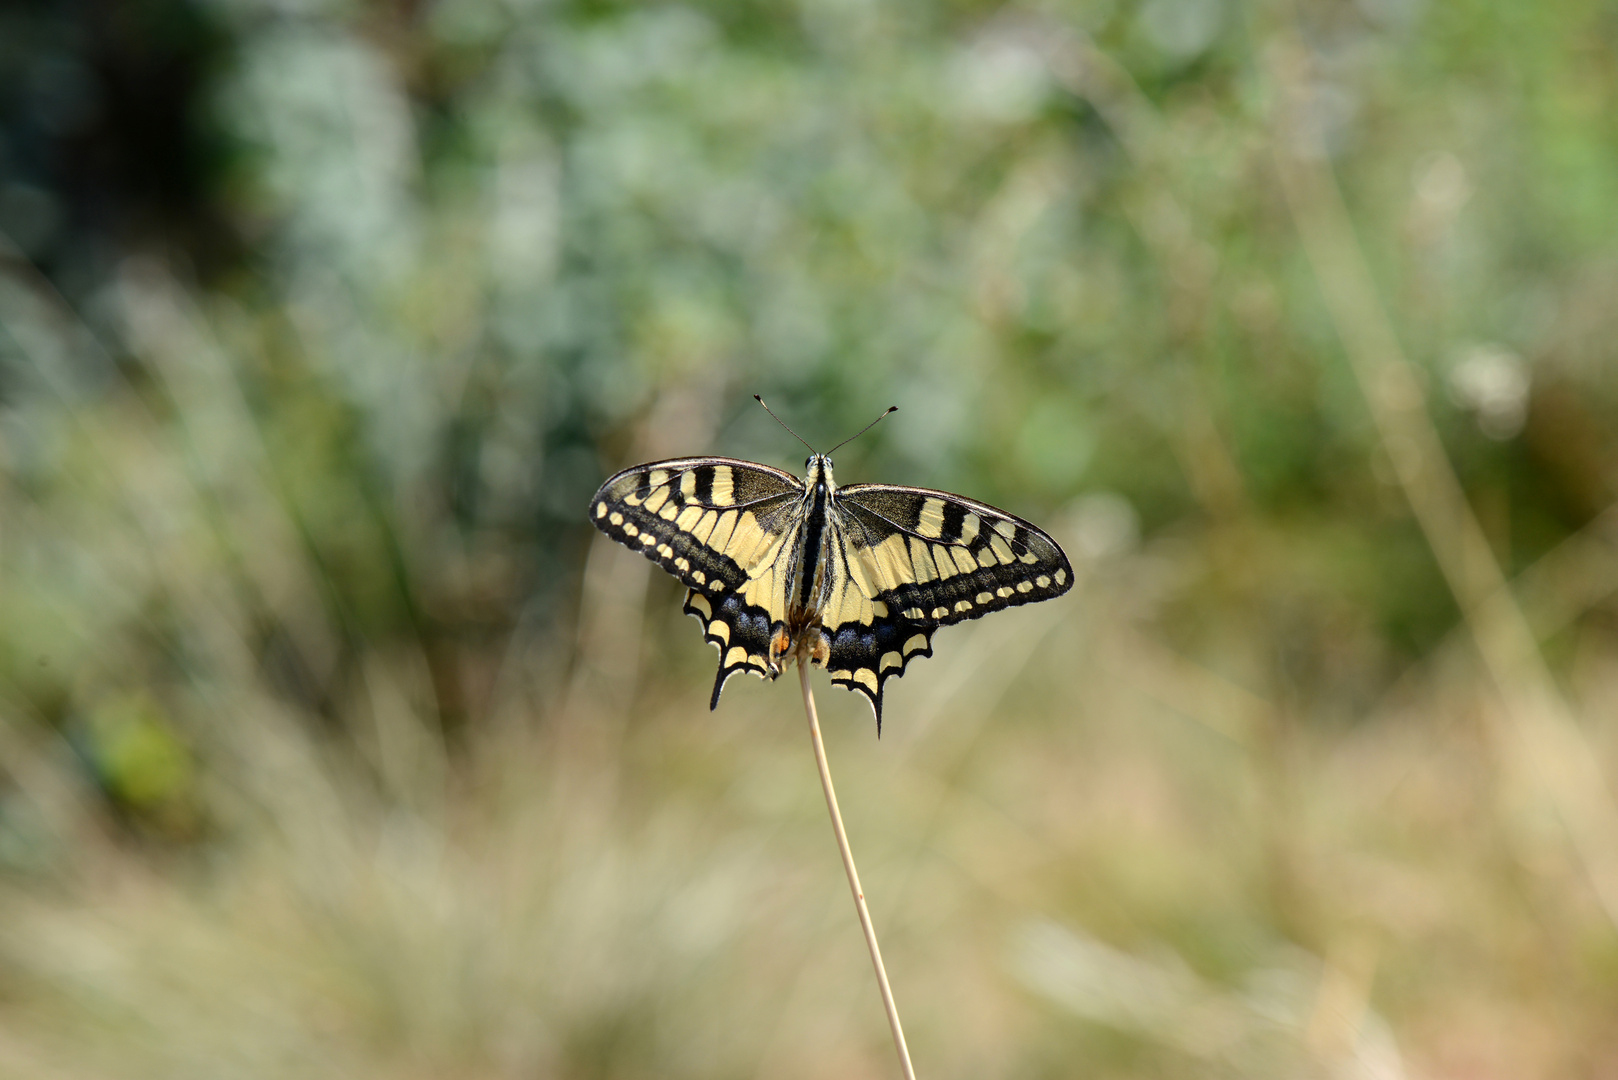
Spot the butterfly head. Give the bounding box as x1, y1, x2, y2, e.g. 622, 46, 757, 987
804, 454, 836, 492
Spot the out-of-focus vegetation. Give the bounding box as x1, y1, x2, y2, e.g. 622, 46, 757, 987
3, 0, 1618, 1074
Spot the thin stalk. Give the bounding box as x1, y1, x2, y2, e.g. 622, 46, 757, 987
798, 655, 917, 1080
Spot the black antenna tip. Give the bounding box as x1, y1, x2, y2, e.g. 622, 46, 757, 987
825, 403, 900, 456
754, 395, 815, 453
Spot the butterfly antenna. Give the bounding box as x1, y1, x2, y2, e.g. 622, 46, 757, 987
754, 395, 816, 453
827, 405, 898, 456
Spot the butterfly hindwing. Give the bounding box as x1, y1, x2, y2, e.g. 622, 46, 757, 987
820, 485, 1074, 725
820, 588, 935, 729
683, 587, 780, 707
591, 457, 805, 703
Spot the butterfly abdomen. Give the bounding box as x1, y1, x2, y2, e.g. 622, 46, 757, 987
793, 478, 831, 616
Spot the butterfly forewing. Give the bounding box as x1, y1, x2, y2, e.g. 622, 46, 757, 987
821, 485, 1074, 719
591, 457, 806, 704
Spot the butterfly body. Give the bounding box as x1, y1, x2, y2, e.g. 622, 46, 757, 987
590, 451, 1072, 730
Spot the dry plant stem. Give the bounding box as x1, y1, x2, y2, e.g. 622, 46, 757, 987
797, 655, 917, 1080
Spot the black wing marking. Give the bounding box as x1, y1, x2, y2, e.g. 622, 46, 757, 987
823, 484, 1073, 730
683, 587, 781, 708
589, 457, 805, 708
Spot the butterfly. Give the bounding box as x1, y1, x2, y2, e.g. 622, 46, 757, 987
588, 400, 1074, 732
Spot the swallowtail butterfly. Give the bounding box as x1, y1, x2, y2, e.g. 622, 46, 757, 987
589, 402, 1073, 731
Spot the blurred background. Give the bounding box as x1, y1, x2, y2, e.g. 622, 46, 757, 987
3, 0, 1618, 1075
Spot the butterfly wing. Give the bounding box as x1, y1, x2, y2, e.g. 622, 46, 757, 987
590, 457, 805, 706
823, 484, 1073, 728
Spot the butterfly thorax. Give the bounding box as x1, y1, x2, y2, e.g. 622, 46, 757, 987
777, 454, 838, 668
